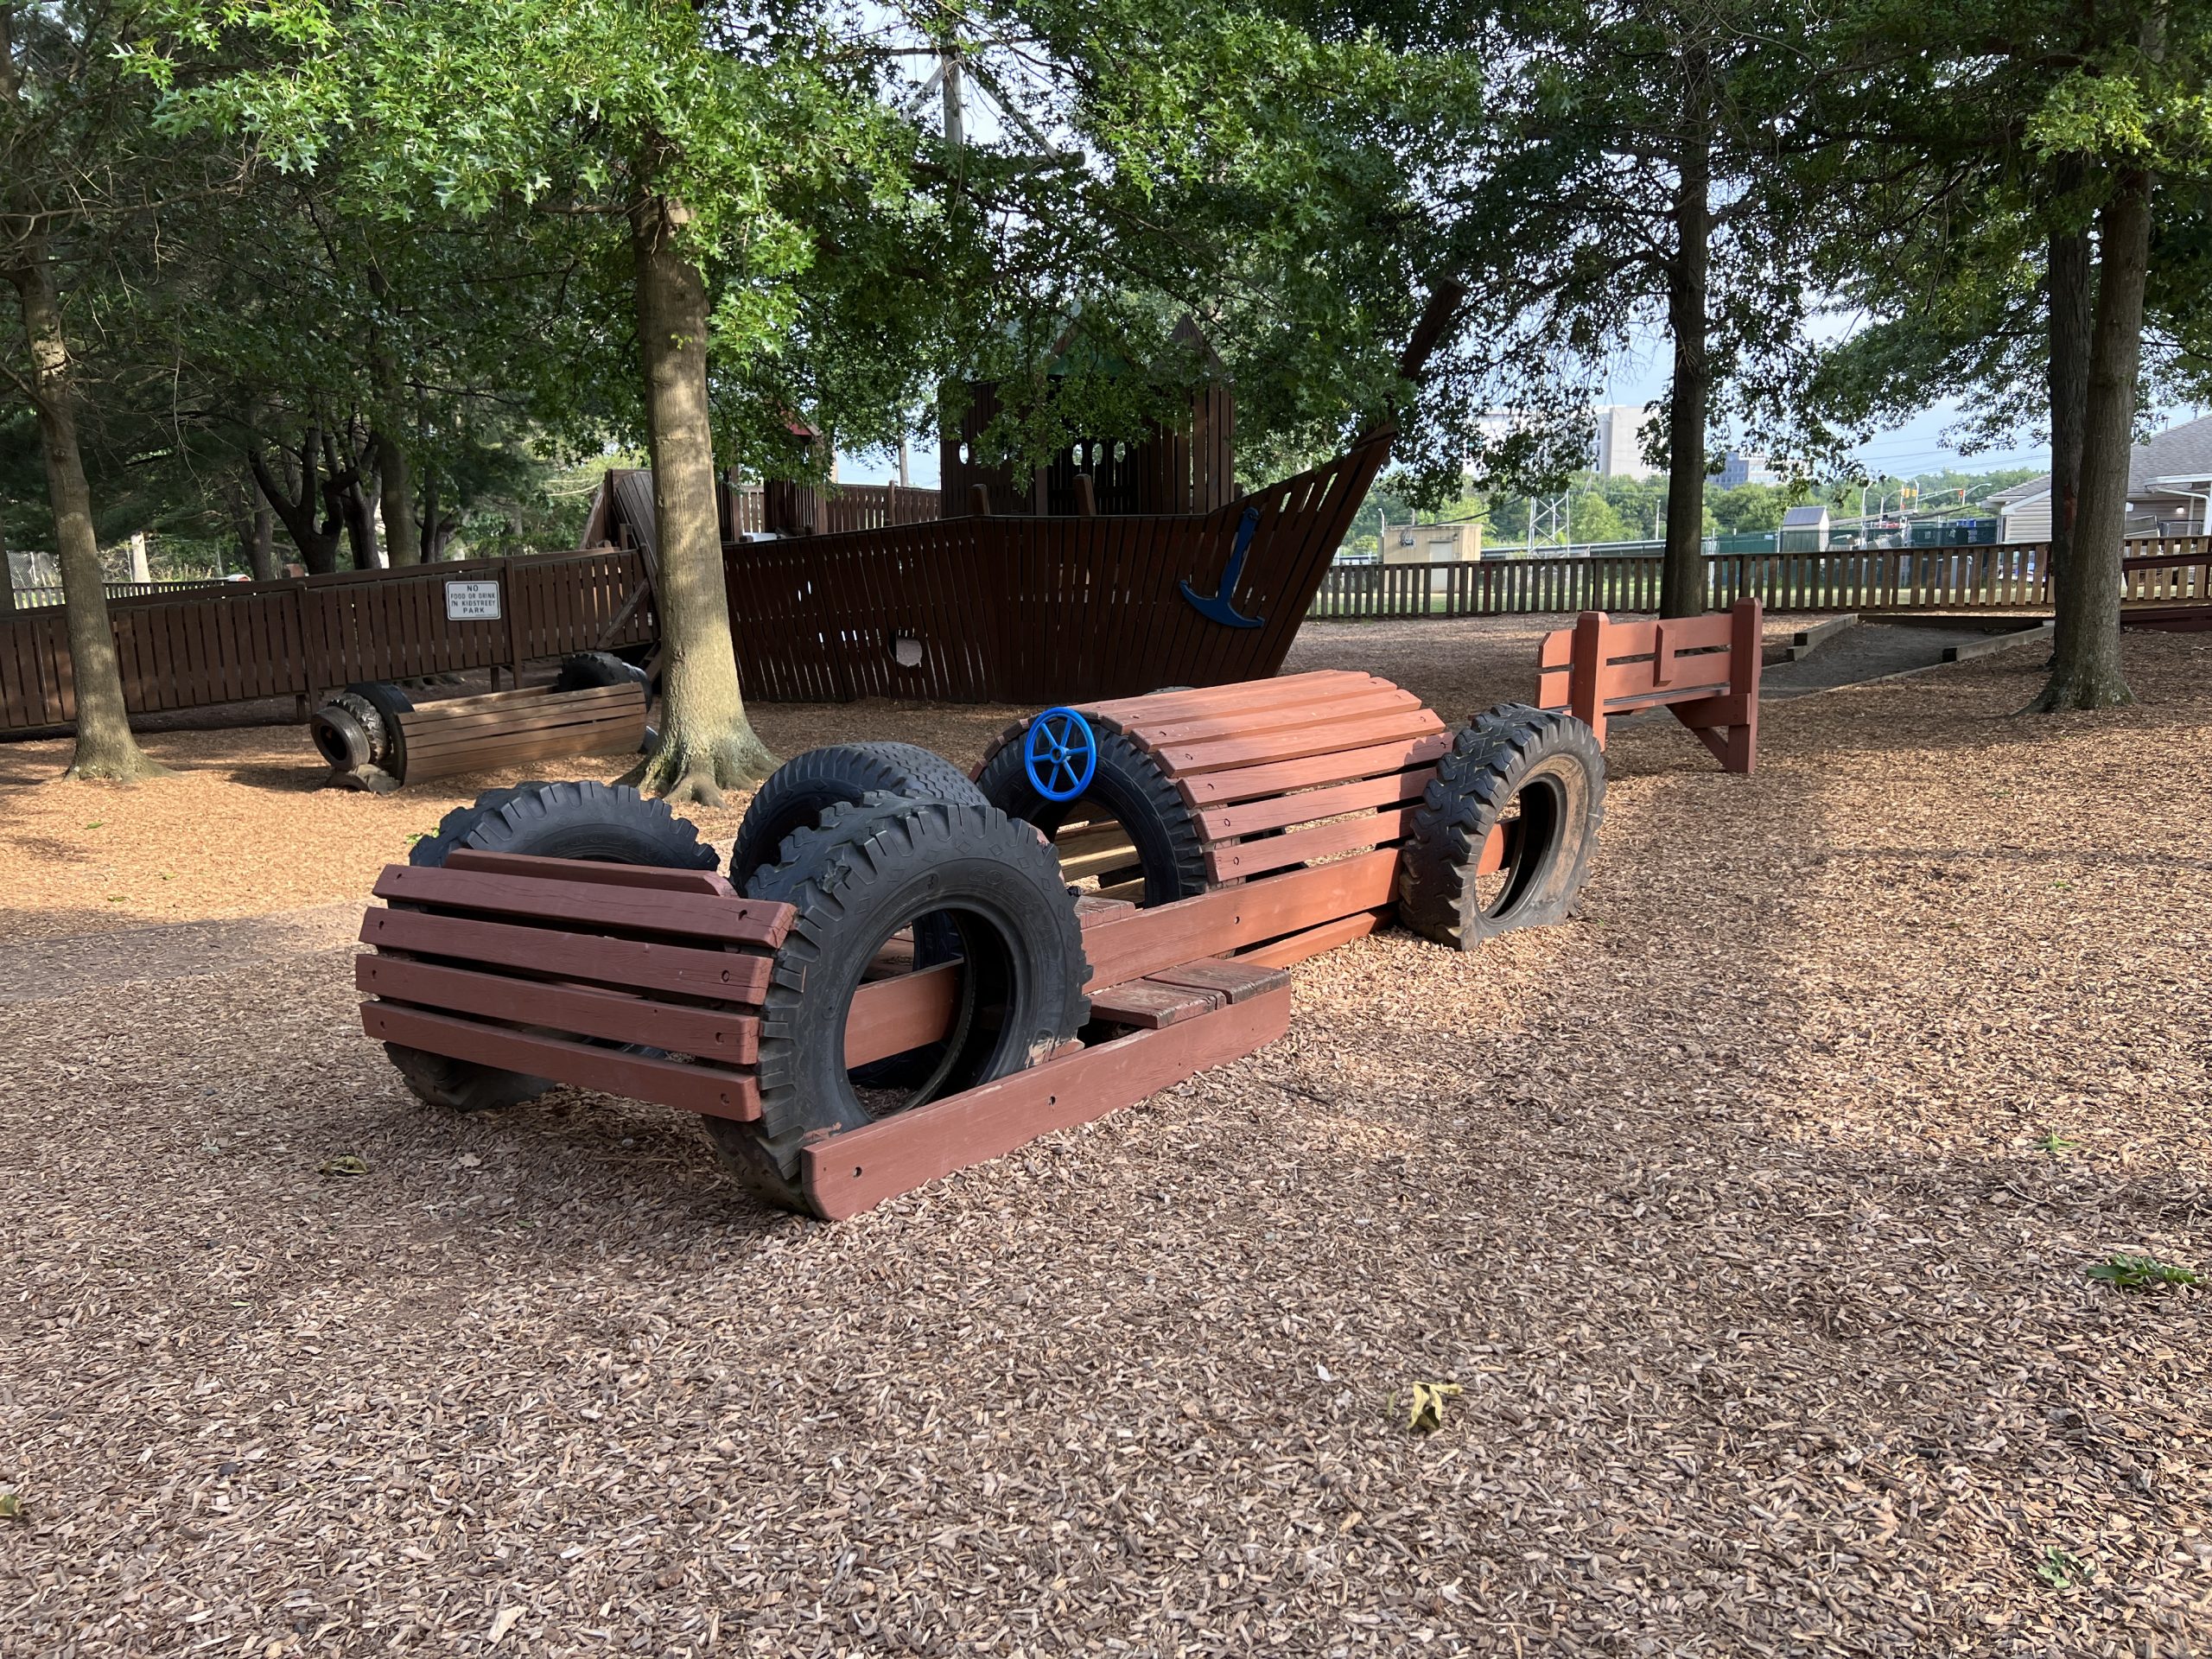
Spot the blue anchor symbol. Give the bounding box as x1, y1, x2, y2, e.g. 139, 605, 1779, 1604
1180, 505, 1266, 629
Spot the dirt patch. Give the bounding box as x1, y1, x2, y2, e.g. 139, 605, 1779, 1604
4, 624, 2210, 1655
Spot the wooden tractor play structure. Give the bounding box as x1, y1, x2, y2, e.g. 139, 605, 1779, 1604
353, 672, 1606, 1217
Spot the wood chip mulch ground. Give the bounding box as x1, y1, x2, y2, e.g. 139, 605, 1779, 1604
3, 617, 2208, 1656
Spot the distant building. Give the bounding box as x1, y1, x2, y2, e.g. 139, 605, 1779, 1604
1718, 450, 1785, 489
1993, 411, 2212, 542
1779, 505, 1831, 552
1382, 521, 1484, 564
1592, 406, 1658, 480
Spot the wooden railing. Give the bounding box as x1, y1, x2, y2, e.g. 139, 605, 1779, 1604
1308, 540, 2212, 620
1, 550, 654, 734
730, 482, 942, 537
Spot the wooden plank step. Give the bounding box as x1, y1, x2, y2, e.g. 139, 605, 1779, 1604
1144, 958, 1290, 1004
360, 907, 775, 1004
372, 864, 791, 947
1087, 979, 1223, 1030
363, 1001, 760, 1121
357, 954, 759, 1061
798, 984, 1292, 1219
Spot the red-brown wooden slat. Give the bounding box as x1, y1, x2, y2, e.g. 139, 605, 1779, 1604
1205, 807, 1415, 883
372, 865, 791, 945
1197, 767, 1435, 842
1080, 849, 1400, 987
845, 962, 963, 1067
442, 849, 734, 894
363, 1001, 760, 1120
799, 985, 1290, 1220
1173, 733, 1453, 806
1127, 684, 1420, 747
1236, 910, 1385, 969
360, 907, 774, 1003
1141, 958, 1290, 1004
1152, 708, 1444, 777
358, 955, 759, 1062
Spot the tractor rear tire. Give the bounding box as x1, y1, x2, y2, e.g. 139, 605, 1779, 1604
730, 741, 987, 890
1397, 705, 1605, 950
701, 794, 1089, 1212
408, 779, 718, 870
974, 723, 1208, 906
385, 781, 715, 1114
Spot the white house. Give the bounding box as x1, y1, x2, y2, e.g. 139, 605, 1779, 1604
1995, 412, 2212, 543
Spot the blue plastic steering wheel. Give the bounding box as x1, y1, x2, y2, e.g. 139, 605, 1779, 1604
1023, 707, 1098, 802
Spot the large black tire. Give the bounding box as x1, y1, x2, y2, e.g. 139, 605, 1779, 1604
552, 651, 651, 695
1398, 704, 1605, 950
386, 782, 715, 1113
310, 690, 391, 772
701, 795, 1090, 1211
730, 741, 987, 890
974, 723, 1208, 906
408, 779, 718, 870
383, 1044, 553, 1115
316, 681, 415, 775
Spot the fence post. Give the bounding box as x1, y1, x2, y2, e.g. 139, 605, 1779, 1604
504, 561, 524, 685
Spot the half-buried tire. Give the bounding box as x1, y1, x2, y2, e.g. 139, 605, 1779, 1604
730, 741, 988, 890
408, 779, 718, 870
385, 780, 719, 1113
552, 651, 651, 694
974, 722, 1208, 906
1397, 704, 1605, 950
702, 794, 1090, 1212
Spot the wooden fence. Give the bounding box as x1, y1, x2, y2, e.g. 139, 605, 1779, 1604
8, 579, 226, 610
1308, 541, 2212, 620
0, 549, 653, 734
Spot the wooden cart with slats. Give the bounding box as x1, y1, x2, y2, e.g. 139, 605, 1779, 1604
316, 680, 649, 791
356, 673, 1538, 1218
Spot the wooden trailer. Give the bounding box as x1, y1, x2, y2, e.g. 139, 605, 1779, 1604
356, 670, 1607, 1218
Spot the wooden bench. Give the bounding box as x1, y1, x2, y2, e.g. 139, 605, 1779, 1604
316, 680, 648, 791
1536, 599, 1762, 773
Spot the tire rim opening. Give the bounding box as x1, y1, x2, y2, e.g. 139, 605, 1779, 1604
1478, 771, 1566, 921
1044, 802, 1146, 902
842, 904, 1019, 1119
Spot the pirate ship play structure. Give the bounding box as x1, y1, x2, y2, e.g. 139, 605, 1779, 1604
578, 312, 1457, 705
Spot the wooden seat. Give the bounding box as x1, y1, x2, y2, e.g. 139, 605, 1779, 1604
1536, 599, 1762, 773
326, 681, 648, 791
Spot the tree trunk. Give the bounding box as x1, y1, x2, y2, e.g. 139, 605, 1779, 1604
1660, 84, 1712, 620
375, 428, 420, 564
6, 245, 167, 780
2033, 172, 2148, 712
251, 433, 343, 573
322, 429, 378, 569
0, 498, 13, 613
2044, 220, 2092, 647
250, 499, 274, 582
620, 181, 774, 804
